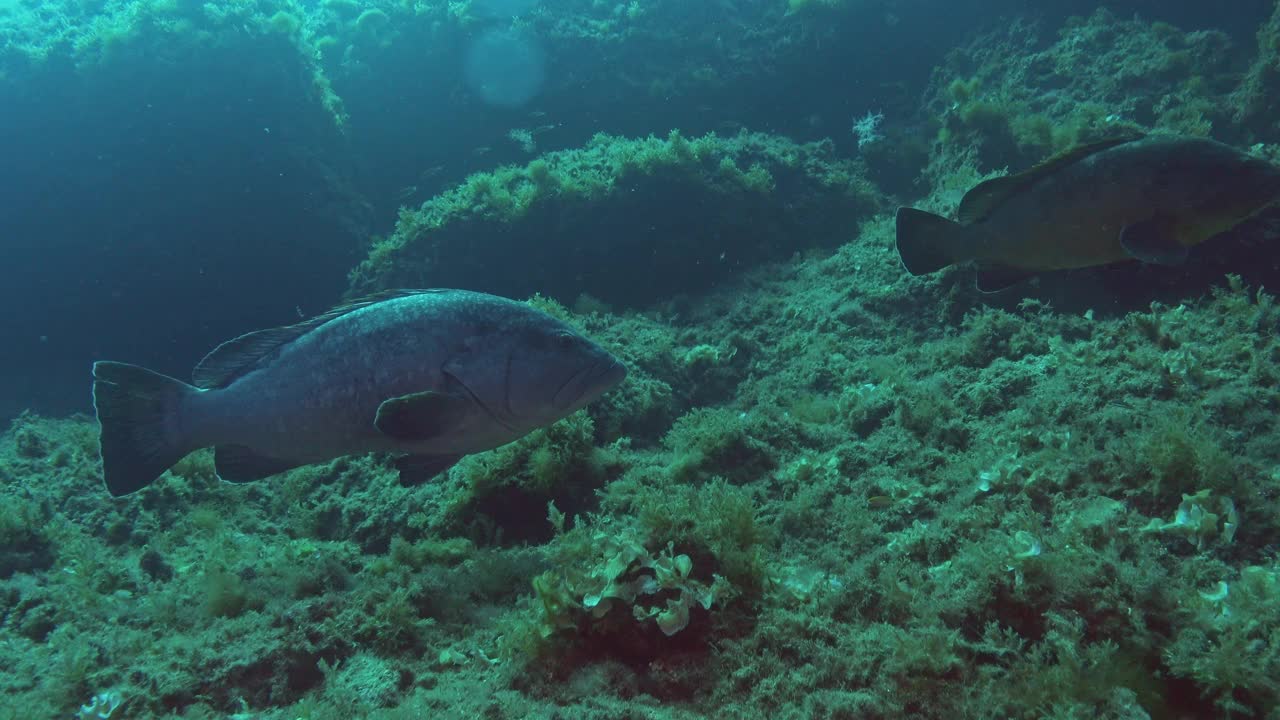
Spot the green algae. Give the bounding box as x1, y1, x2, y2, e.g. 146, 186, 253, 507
3, 6, 1280, 720
6, 244, 1280, 717
348, 129, 884, 306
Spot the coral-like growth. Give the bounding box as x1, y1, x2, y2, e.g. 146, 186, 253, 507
534, 525, 726, 641
1166, 564, 1280, 714
519, 478, 765, 671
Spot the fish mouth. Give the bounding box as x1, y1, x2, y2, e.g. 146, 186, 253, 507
594, 358, 628, 388
554, 357, 627, 411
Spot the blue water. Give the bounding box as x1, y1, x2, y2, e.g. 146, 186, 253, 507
0, 0, 1266, 421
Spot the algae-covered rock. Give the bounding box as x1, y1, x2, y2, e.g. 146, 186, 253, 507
349, 130, 884, 307
1231, 0, 1280, 137
930, 9, 1243, 170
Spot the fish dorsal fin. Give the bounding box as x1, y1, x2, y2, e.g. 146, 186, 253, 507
192, 289, 437, 389
957, 133, 1146, 225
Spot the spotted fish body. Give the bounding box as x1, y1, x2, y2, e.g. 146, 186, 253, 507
896, 135, 1280, 291
92, 289, 626, 496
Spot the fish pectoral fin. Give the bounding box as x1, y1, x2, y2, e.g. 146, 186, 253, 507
975, 264, 1035, 293
1120, 216, 1189, 265
214, 445, 303, 483
374, 391, 472, 441
395, 454, 463, 487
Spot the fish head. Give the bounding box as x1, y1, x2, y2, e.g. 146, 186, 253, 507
1143, 139, 1280, 236
447, 309, 626, 432
1200, 151, 1280, 221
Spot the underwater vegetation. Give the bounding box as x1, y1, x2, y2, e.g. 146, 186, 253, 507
349, 130, 883, 306
10, 240, 1280, 719
3, 2, 1280, 719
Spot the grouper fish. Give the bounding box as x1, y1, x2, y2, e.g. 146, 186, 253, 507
92, 289, 627, 497
895, 134, 1280, 291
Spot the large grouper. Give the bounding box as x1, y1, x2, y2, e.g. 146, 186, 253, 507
895, 133, 1280, 291
92, 289, 627, 496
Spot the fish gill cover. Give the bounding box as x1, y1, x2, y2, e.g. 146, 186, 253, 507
2, 1, 1280, 719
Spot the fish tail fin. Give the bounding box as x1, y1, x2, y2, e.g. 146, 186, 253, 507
92, 361, 200, 497
895, 207, 973, 275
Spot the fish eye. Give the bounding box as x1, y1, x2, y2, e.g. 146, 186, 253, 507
555, 332, 577, 349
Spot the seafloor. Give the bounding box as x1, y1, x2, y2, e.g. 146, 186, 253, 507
4, 3, 1280, 719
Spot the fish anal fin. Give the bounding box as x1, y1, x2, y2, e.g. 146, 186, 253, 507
374, 391, 472, 442
1120, 215, 1190, 265
395, 454, 463, 487
958, 133, 1146, 224
214, 445, 303, 483
192, 290, 443, 389
975, 265, 1035, 293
